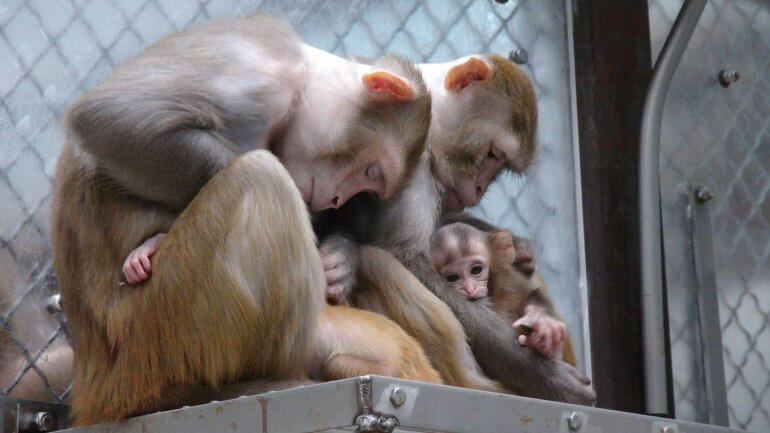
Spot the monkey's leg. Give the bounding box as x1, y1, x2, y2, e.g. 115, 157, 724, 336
315, 305, 442, 384
58, 150, 324, 425
352, 247, 503, 393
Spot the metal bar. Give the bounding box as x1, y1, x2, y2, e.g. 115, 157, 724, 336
565, 0, 592, 379
58, 377, 745, 433
688, 186, 729, 426
60, 379, 360, 433
639, 0, 706, 416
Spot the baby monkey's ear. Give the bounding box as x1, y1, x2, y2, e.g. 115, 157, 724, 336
444, 57, 491, 92
361, 70, 415, 102
489, 230, 516, 265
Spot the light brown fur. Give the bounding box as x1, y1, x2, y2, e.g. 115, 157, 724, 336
315, 305, 442, 384
53, 149, 324, 424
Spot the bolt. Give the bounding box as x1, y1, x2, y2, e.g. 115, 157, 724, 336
46, 294, 62, 314
567, 412, 582, 430
390, 387, 406, 407
34, 412, 54, 432
661, 425, 676, 433
509, 47, 529, 65
695, 186, 713, 203
718, 70, 739, 88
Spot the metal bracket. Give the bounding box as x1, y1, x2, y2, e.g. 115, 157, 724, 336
687, 185, 729, 426
0, 397, 70, 433
354, 376, 398, 433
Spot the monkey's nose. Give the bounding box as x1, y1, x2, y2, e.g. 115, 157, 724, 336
475, 184, 485, 197
331, 196, 340, 208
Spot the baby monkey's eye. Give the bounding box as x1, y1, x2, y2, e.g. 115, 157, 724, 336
366, 162, 382, 180
446, 273, 459, 283
470, 265, 483, 275
487, 149, 500, 161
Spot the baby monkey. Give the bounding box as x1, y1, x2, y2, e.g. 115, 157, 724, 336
430, 223, 573, 362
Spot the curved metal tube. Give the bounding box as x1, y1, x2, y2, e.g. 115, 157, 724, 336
639, 0, 706, 416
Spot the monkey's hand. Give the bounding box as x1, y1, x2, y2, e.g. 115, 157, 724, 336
513, 305, 566, 359
511, 236, 536, 277
319, 234, 359, 305
122, 233, 166, 285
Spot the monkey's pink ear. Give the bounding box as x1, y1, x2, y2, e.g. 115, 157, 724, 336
444, 57, 491, 92
362, 70, 415, 102
490, 231, 516, 265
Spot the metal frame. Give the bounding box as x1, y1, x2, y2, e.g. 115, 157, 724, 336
564, 0, 592, 381
56, 376, 743, 433
687, 186, 729, 426
639, 0, 707, 417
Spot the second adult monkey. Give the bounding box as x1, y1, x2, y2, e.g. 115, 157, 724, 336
52, 14, 432, 425
316, 54, 595, 404
429, 222, 576, 366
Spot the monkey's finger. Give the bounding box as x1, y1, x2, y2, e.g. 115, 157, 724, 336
518, 334, 529, 346
513, 316, 534, 329
131, 259, 149, 281
138, 254, 152, 273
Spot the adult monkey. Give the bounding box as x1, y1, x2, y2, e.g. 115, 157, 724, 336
316, 54, 596, 403
51, 15, 432, 425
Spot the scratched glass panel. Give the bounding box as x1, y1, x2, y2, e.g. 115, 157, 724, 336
650, 0, 770, 431
0, 0, 586, 402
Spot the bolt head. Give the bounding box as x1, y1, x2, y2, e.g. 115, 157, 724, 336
567, 412, 582, 430
695, 187, 713, 203
34, 412, 55, 432
661, 426, 676, 433
390, 387, 406, 407
509, 47, 529, 65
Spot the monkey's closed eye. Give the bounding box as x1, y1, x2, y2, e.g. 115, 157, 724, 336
487, 150, 500, 161
446, 273, 459, 283
470, 265, 483, 275
366, 162, 382, 180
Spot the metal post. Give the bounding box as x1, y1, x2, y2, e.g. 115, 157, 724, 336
688, 186, 729, 426
639, 0, 706, 416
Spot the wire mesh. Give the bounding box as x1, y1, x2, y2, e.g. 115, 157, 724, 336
0, 0, 584, 405
649, 0, 770, 431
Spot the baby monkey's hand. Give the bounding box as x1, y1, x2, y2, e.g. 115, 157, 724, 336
122, 233, 166, 285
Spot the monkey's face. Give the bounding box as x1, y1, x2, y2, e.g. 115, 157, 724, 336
427, 55, 537, 212
438, 255, 490, 300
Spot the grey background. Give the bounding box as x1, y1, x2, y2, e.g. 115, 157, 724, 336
0, 0, 587, 400
649, 0, 769, 431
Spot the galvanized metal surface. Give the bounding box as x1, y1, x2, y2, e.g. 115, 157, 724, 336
639, 0, 707, 418
58, 377, 746, 433
649, 1, 770, 430
688, 186, 729, 427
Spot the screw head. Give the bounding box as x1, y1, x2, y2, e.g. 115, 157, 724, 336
567, 412, 582, 430
695, 186, 713, 203
661, 426, 676, 433
509, 47, 529, 65
718, 70, 740, 88
390, 387, 406, 407
34, 412, 55, 432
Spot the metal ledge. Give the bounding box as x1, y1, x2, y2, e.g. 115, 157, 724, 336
54, 376, 741, 433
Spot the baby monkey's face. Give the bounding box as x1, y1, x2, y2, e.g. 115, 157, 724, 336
436, 252, 490, 300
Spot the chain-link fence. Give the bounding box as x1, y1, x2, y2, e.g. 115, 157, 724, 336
649, 1, 770, 432
0, 0, 586, 405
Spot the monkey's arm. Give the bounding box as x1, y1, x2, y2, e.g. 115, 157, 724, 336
68, 88, 237, 210
402, 250, 594, 404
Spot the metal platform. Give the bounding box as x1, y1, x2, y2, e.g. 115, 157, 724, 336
4, 376, 740, 433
